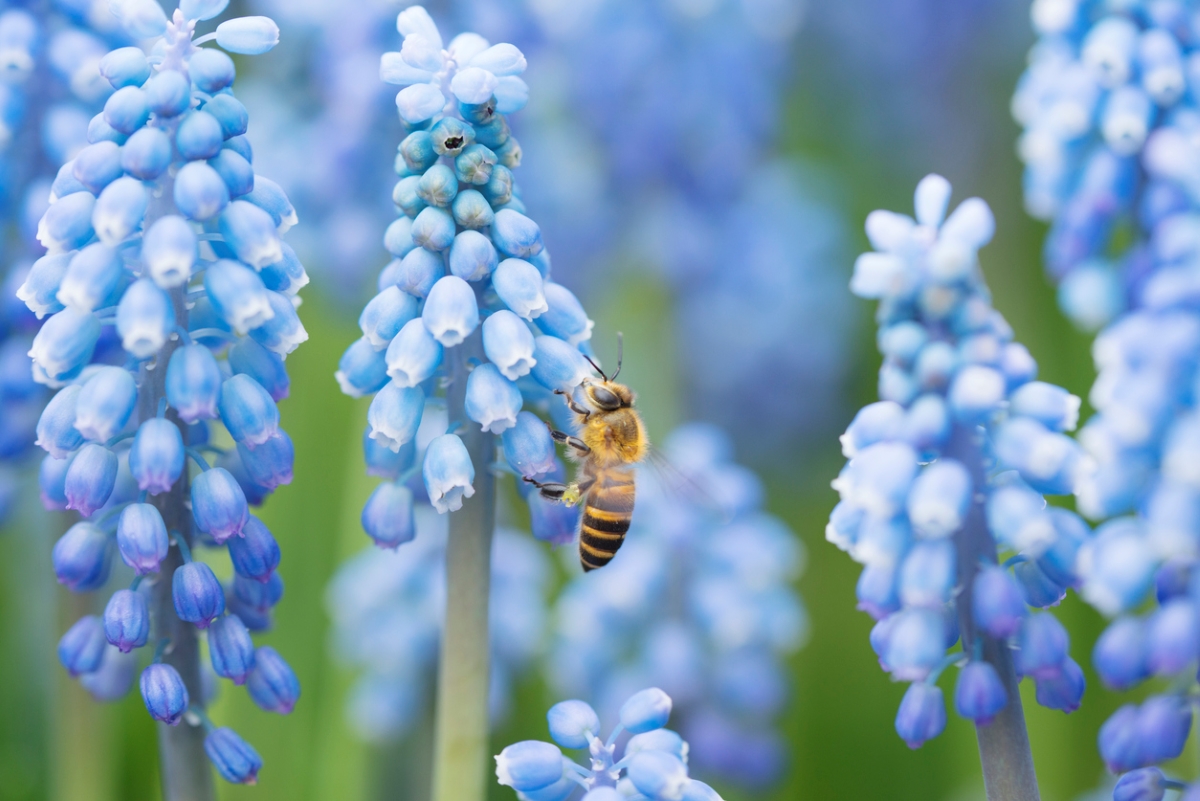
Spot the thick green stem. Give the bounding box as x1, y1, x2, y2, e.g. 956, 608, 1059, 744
431, 332, 495, 801
950, 425, 1040, 801
140, 284, 214, 801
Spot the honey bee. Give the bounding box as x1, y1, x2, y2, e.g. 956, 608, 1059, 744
525, 335, 647, 572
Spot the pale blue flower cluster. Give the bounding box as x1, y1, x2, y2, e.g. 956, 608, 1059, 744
21, 0, 303, 783
340, 5, 597, 536
1012, 0, 1200, 330
544, 424, 806, 789
830, 175, 1090, 749
1016, 4, 1200, 793
495, 687, 725, 801
327, 497, 549, 741
0, 0, 129, 526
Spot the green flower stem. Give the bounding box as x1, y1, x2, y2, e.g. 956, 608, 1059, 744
431, 331, 495, 801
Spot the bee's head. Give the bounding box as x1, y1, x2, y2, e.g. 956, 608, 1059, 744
581, 333, 632, 411
583, 379, 634, 411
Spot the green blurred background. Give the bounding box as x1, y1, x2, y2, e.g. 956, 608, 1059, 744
0, 1, 1184, 800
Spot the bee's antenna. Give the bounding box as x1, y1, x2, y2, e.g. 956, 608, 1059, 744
583, 354, 608, 382
611, 332, 624, 381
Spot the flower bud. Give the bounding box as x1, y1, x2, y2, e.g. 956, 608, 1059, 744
205, 259, 273, 334
538, 283, 592, 346
104, 589, 150, 652
423, 276, 479, 346
173, 561, 226, 628
191, 467, 249, 542
454, 143, 495, 185
205, 94, 248, 139
400, 131, 437, 173
29, 307, 101, 385
1033, 656, 1085, 712
215, 16, 280, 55
423, 433, 475, 513
59, 615, 107, 676
895, 682, 945, 748
259, 243, 308, 296
80, 646, 137, 702
140, 663, 189, 725
58, 243, 123, 312
392, 246, 444, 298
1093, 617, 1148, 690
74, 367, 137, 443
219, 201, 282, 269
166, 344, 221, 423
1015, 613, 1068, 679
38, 192, 96, 251
18, 252, 70, 318
495, 741, 564, 793
121, 128, 172, 181
64, 443, 118, 516
249, 291, 307, 356
117, 502, 170, 574
117, 279, 175, 359
385, 319, 442, 387
204, 727, 262, 784
546, 700, 600, 749
367, 382, 425, 452
174, 161, 230, 221
412, 207, 456, 251
237, 432, 293, 492
359, 286, 418, 350
208, 614, 256, 684
234, 571, 285, 611
246, 645, 299, 714
228, 515, 280, 582
336, 339, 389, 398
361, 482, 415, 548
72, 142, 122, 194
451, 190, 495, 230
384, 218, 416, 257
953, 661, 1008, 725
245, 175, 296, 231
53, 522, 111, 591
465, 363, 521, 434
531, 336, 590, 393
229, 338, 290, 401
40, 454, 72, 510
492, 209, 543, 259
1113, 769, 1166, 801
493, 258, 547, 320
99, 47, 150, 89
627, 751, 688, 801
907, 459, 971, 538
36, 384, 85, 457
1137, 694, 1191, 765
482, 310, 536, 380
502, 412, 556, 478
972, 564, 1027, 638
619, 687, 672, 734
128, 419, 183, 495
219, 374, 280, 448
143, 215, 197, 288
416, 164, 458, 207
898, 540, 956, 608
145, 69, 191, 117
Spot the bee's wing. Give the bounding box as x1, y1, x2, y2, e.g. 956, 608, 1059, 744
641, 447, 732, 522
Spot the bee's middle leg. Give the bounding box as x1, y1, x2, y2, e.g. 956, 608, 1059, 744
547, 426, 591, 455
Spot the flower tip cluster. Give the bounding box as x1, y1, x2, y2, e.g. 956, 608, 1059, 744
496, 689, 723, 801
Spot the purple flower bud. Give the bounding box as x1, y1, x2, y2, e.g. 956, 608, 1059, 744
895, 682, 946, 748
964, 563, 1022, 637
40, 454, 72, 510
227, 516, 280, 582
856, 562, 899, 620
191, 467, 249, 543
1101, 704, 1143, 772
140, 663, 189, 725
246, 645, 299, 714
1015, 613, 1069, 679
884, 608, 945, 681
953, 661, 1008, 725
1137, 694, 1192, 766
495, 741, 565, 793
58, 615, 107, 676
172, 561, 226, 628
116, 503, 170, 575
361, 482, 416, 548
204, 727, 262, 785
1033, 656, 1085, 713
80, 645, 137, 702
219, 375, 280, 448
236, 432, 293, 492
129, 418, 185, 494
104, 589, 149, 652
167, 344, 223, 423
1147, 599, 1200, 676
64, 443, 118, 516
1114, 768, 1166, 801
233, 571, 284, 611
229, 338, 290, 401
53, 522, 111, 591
208, 614, 256, 685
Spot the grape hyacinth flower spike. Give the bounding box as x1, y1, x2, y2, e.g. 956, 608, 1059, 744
336, 7, 595, 800
829, 175, 1090, 799
25, 1, 304, 794
496, 688, 724, 801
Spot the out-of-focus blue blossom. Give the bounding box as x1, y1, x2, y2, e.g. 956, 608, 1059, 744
327, 502, 549, 742
544, 423, 806, 790
18, 2, 304, 783
335, 7, 599, 546
495, 688, 725, 801
830, 175, 1090, 748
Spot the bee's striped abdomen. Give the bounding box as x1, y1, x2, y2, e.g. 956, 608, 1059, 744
579, 471, 635, 572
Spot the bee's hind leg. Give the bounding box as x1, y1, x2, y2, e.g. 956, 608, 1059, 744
523, 476, 591, 506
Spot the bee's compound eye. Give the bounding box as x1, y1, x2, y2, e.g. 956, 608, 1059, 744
590, 385, 620, 410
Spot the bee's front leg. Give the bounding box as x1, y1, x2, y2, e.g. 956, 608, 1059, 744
554, 388, 591, 422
